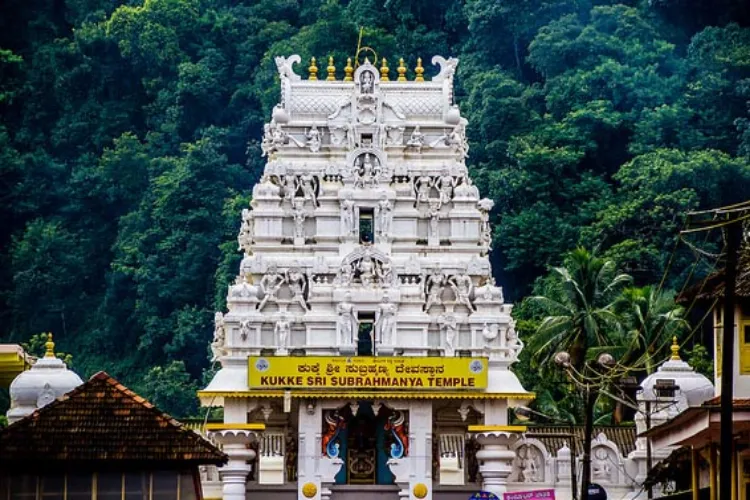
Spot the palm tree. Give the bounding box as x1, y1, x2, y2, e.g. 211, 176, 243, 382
527, 247, 631, 500
528, 247, 632, 371
615, 285, 688, 375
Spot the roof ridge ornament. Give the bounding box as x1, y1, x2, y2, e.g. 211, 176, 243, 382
44, 333, 55, 359
670, 336, 681, 360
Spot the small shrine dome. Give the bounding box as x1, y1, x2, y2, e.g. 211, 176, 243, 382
639, 337, 713, 409
6, 334, 83, 424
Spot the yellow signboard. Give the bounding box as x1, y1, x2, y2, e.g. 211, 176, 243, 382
248, 356, 488, 390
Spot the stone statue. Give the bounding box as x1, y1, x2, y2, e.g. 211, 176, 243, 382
438, 314, 458, 356
299, 173, 317, 206
507, 324, 523, 358
450, 274, 474, 311
210, 312, 226, 361
449, 120, 469, 160
358, 254, 375, 287
336, 262, 354, 286
592, 447, 612, 480
340, 192, 356, 237
275, 314, 292, 350
428, 203, 441, 240
375, 194, 392, 242
261, 123, 273, 157
337, 296, 357, 344
306, 125, 321, 153
415, 175, 433, 205
239, 319, 252, 341
282, 174, 297, 200
436, 169, 455, 208
360, 70, 375, 94
238, 208, 254, 252
377, 259, 394, 287
258, 264, 285, 311
424, 270, 446, 311
375, 295, 397, 345
292, 199, 306, 240
478, 200, 493, 255
519, 445, 540, 482
406, 125, 426, 153
286, 266, 309, 310
355, 153, 380, 188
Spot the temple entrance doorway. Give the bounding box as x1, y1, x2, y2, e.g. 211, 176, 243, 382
326, 402, 407, 486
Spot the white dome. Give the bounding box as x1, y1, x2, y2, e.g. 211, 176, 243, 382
6, 336, 83, 424
639, 339, 713, 409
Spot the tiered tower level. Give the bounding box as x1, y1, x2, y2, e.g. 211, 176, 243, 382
201, 55, 532, 500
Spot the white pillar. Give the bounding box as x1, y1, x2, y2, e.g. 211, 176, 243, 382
474, 430, 522, 497
212, 429, 258, 500
297, 401, 343, 500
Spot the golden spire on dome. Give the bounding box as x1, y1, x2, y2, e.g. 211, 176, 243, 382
397, 58, 407, 81
44, 333, 55, 358
380, 58, 390, 81
326, 56, 336, 81
670, 336, 681, 360
308, 57, 318, 81
414, 57, 424, 82
344, 58, 354, 81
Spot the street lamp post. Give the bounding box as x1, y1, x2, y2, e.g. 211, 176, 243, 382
554, 351, 616, 500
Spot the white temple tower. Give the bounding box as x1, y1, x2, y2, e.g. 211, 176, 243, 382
199, 54, 532, 500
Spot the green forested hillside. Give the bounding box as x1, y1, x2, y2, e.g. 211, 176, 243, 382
1, 0, 748, 417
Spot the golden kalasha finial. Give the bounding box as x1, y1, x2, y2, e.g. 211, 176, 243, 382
308, 57, 318, 81
415, 57, 425, 82
670, 336, 681, 360
344, 58, 354, 81
397, 58, 407, 81
379, 57, 389, 81
326, 56, 336, 81
44, 333, 55, 358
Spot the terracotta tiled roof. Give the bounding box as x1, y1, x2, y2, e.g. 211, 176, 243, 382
526, 425, 637, 457
0, 371, 226, 467
702, 396, 750, 407
677, 247, 750, 304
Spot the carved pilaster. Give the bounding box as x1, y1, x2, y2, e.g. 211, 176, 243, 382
470, 427, 525, 496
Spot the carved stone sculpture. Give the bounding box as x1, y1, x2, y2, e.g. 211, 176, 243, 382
406, 125, 426, 153
340, 193, 356, 237
450, 274, 474, 311
375, 195, 392, 243
287, 265, 309, 310
438, 314, 458, 356
375, 295, 397, 345
275, 314, 292, 351
337, 296, 357, 345
306, 125, 321, 153
210, 312, 226, 361
258, 264, 285, 311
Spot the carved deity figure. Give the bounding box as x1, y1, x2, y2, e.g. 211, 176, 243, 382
360, 70, 375, 94
282, 175, 297, 201
415, 175, 433, 206
478, 204, 492, 254
336, 262, 354, 286
450, 274, 474, 311
286, 266, 309, 310
299, 173, 317, 206
258, 264, 285, 311
406, 125, 426, 153
358, 254, 375, 287
355, 153, 380, 188
439, 314, 458, 356
424, 270, 446, 311
340, 192, 356, 237
271, 123, 288, 150
375, 295, 397, 345
292, 199, 306, 240
210, 312, 226, 361
238, 208, 254, 252
436, 169, 455, 208
306, 125, 321, 153
377, 259, 394, 286
275, 314, 291, 349
375, 194, 392, 242
261, 123, 273, 157
428, 203, 441, 240
592, 447, 612, 480
519, 446, 540, 482
337, 295, 357, 344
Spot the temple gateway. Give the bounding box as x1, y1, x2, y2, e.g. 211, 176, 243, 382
199, 55, 674, 500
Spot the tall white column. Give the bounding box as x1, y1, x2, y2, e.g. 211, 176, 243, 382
472, 429, 523, 497
297, 401, 344, 500
211, 429, 258, 500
